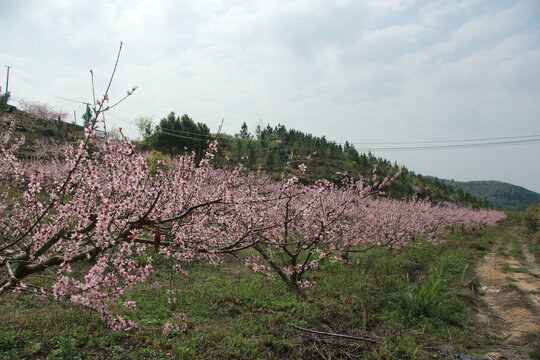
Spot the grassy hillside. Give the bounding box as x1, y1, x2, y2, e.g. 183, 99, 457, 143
435, 178, 540, 211
1, 104, 85, 158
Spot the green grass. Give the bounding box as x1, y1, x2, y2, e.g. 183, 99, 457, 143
527, 237, 540, 266
527, 332, 540, 359
501, 266, 529, 274
508, 237, 526, 259
495, 234, 516, 257
0, 225, 513, 359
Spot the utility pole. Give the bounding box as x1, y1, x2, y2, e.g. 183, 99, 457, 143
5, 66, 11, 94
217, 118, 224, 135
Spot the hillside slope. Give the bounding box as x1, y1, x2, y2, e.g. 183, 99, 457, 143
1, 104, 84, 158
436, 179, 540, 211
143, 113, 492, 208
2, 105, 492, 209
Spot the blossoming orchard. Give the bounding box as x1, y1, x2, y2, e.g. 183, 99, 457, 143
0, 58, 506, 332
0, 109, 507, 331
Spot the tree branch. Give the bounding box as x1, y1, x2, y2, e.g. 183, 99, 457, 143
157, 198, 221, 224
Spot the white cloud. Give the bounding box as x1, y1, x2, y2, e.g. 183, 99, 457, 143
362, 23, 424, 44
1, 0, 539, 192
362, 0, 416, 11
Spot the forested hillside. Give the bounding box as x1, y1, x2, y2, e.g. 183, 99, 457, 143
139, 113, 490, 208
434, 178, 540, 211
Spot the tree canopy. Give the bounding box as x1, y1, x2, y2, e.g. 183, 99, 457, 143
151, 112, 211, 158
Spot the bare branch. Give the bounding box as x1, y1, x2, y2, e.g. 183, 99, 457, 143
158, 198, 222, 224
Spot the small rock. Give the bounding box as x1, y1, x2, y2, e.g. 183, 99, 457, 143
483, 352, 507, 360
451, 352, 483, 360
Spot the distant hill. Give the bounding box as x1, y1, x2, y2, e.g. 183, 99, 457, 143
431, 178, 540, 211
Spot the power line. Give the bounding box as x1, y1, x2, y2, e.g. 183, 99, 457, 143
349, 133, 540, 145
154, 128, 540, 152
159, 126, 215, 139
10, 72, 136, 128
159, 125, 540, 149
106, 113, 138, 127
5, 65, 539, 152
355, 137, 540, 152
159, 130, 211, 143
15, 75, 90, 105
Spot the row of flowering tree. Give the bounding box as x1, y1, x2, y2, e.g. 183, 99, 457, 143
0, 111, 259, 329
1, 113, 507, 326
215, 170, 507, 298
1, 56, 507, 332
0, 110, 507, 329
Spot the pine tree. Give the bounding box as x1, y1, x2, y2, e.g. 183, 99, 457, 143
82, 104, 93, 128
239, 122, 249, 139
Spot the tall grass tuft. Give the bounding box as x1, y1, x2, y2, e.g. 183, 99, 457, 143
398, 274, 446, 322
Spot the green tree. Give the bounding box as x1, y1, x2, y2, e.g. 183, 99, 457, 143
247, 145, 256, 167
239, 122, 250, 139
151, 112, 211, 159
0, 87, 11, 111
134, 116, 153, 141
266, 146, 277, 171
153, 112, 183, 156
524, 203, 540, 236
82, 104, 93, 128
55, 116, 65, 140
255, 124, 262, 139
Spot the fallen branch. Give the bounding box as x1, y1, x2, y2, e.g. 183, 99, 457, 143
289, 323, 379, 344
264, 308, 379, 344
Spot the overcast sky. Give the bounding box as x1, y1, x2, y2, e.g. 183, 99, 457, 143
1, 0, 539, 192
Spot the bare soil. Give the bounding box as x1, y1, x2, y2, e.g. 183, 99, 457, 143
475, 228, 540, 359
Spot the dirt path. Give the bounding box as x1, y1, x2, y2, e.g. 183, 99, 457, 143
475, 227, 540, 359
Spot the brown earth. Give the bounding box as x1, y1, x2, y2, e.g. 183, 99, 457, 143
475, 228, 540, 359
